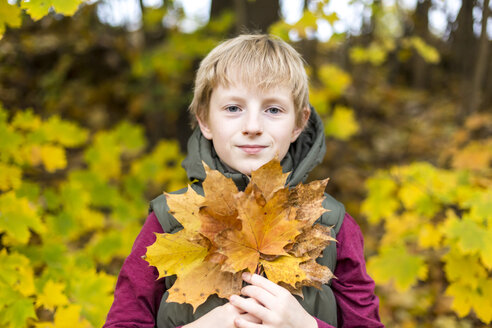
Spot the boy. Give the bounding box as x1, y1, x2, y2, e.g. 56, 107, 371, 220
103, 34, 383, 328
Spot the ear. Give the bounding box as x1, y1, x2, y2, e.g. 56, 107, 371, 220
290, 106, 311, 142
196, 114, 213, 140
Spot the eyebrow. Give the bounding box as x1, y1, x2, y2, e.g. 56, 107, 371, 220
218, 94, 291, 105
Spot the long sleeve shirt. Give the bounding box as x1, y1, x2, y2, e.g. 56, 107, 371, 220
103, 212, 383, 328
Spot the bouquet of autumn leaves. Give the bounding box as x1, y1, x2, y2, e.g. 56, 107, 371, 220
143, 159, 336, 310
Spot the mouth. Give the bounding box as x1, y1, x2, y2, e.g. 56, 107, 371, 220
237, 145, 267, 155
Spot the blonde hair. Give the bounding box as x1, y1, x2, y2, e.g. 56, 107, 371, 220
189, 34, 309, 128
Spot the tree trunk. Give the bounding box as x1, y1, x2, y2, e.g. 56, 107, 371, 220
467, 0, 490, 114
451, 0, 476, 77
211, 0, 280, 34
412, 0, 431, 89
211, 0, 231, 18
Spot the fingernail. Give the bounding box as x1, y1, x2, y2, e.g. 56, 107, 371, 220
242, 272, 251, 280
230, 295, 238, 303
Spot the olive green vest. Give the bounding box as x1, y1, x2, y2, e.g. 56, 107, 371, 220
149, 183, 345, 328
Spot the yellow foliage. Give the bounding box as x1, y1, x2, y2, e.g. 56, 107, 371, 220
35, 305, 91, 328
0, 0, 22, 36
0, 163, 22, 191
11, 110, 42, 131
0, 191, 45, 244
417, 223, 442, 249
0, 250, 36, 297
443, 249, 487, 289
308, 88, 329, 116
404, 36, 440, 64
0, 108, 189, 327
381, 212, 420, 246
446, 279, 492, 323
317, 64, 352, 101
324, 105, 360, 140
452, 139, 492, 171
78, 208, 105, 231
365, 148, 492, 324
41, 145, 67, 172
361, 172, 399, 224
20, 0, 87, 21
36, 281, 69, 311
367, 245, 427, 292
350, 42, 388, 66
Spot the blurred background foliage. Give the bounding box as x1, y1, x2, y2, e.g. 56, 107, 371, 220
0, 0, 491, 327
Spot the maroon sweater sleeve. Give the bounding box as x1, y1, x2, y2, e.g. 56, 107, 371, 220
103, 212, 166, 328
329, 213, 384, 328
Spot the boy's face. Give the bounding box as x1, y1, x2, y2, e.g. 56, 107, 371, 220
197, 81, 308, 176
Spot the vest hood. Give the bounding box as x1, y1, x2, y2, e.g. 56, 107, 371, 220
182, 106, 326, 190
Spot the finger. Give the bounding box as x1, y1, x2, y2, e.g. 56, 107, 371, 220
238, 312, 262, 324
242, 272, 285, 297
240, 285, 275, 309
230, 295, 269, 320
234, 316, 263, 328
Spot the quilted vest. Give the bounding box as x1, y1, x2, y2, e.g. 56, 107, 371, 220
149, 183, 345, 328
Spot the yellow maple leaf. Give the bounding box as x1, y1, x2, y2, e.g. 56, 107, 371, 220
41, 145, 67, 172
417, 223, 442, 249
144, 230, 209, 279
35, 304, 91, 328
144, 158, 335, 310
36, 281, 69, 311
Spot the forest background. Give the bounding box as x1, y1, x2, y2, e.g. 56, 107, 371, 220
0, 0, 491, 327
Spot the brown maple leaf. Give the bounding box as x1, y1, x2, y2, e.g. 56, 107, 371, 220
143, 158, 336, 311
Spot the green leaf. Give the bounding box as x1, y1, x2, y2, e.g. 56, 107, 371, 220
367, 245, 427, 291
85, 227, 138, 264
11, 110, 41, 131
269, 20, 292, 41
443, 249, 487, 289
0, 191, 44, 244
468, 190, 492, 226
15, 181, 40, 203
0, 122, 23, 163
361, 171, 399, 224
0, 250, 36, 297
40, 115, 88, 147
113, 121, 146, 154
44, 212, 77, 241
68, 269, 116, 327
0, 163, 22, 191
0, 298, 37, 328
69, 170, 119, 208
444, 214, 492, 270
84, 132, 122, 181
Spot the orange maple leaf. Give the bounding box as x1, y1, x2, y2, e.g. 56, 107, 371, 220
143, 158, 335, 310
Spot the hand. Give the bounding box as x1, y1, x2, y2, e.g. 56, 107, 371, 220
229, 272, 318, 328
182, 301, 261, 328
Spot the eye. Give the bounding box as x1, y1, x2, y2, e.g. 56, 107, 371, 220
266, 107, 281, 114
225, 105, 241, 113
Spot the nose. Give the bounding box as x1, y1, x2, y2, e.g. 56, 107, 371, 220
242, 110, 263, 136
